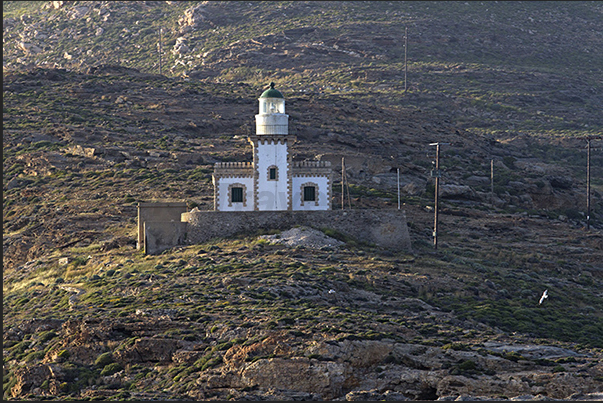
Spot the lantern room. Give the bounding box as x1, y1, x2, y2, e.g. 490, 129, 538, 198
258, 82, 285, 114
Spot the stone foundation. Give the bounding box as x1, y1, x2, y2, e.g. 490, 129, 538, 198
138, 202, 412, 254
182, 209, 411, 252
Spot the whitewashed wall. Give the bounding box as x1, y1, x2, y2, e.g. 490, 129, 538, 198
291, 176, 331, 210
255, 113, 288, 135
215, 176, 254, 211
255, 141, 289, 211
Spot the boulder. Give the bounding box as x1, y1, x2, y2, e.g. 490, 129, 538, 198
549, 176, 573, 189
178, 4, 209, 29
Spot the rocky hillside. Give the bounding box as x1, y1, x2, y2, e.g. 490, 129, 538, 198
3, 1, 603, 401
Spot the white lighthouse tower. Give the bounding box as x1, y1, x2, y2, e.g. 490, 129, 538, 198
212, 83, 331, 211
251, 82, 291, 210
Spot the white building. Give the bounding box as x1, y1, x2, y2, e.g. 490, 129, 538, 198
213, 83, 332, 211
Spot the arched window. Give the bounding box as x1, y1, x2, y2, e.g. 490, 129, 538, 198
268, 165, 278, 181
304, 186, 315, 201
300, 182, 319, 206
228, 183, 247, 207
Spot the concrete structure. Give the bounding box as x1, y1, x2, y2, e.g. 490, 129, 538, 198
212, 83, 332, 211
137, 202, 188, 254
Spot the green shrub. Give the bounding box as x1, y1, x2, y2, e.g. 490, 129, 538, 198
502, 156, 516, 169
449, 359, 480, 375
564, 208, 583, 220
200, 356, 222, 371
94, 352, 114, 367
442, 343, 470, 351
39, 331, 58, 343
552, 365, 565, 373
57, 349, 70, 360
24, 350, 46, 362
100, 362, 123, 376
71, 257, 88, 268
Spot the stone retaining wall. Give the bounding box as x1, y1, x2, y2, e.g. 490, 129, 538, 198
182, 209, 412, 252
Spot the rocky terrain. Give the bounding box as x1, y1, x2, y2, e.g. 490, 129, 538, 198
3, 1, 603, 401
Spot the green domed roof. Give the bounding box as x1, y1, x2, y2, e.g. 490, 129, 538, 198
259, 82, 284, 99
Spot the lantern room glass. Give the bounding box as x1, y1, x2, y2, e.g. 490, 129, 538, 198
260, 98, 285, 114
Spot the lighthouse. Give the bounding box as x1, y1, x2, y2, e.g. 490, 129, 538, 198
212, 83, 331, 211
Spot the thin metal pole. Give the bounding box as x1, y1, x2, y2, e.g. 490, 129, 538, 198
430, 142, 448, 249
397, 167, 401, 210
434, 143, 440, 249
490, 158, 494, 205
347, 179, 352, 210
341, 157, 345, 210
587, 139, 591, 230
404, 27, 408, 92
159, 28, 163, 75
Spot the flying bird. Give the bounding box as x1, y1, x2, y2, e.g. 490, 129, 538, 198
539, 289, 548, 305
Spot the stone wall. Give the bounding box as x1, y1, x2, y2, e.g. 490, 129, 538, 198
182, 209, 412, 252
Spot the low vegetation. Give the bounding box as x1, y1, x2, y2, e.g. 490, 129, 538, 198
3, 1, 602, 400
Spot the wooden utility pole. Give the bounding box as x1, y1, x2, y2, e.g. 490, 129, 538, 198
430, 142, 448, 249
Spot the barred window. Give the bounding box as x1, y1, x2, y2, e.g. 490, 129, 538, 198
269, 167, 277, 180
231, 187, 244, 203
303, 186, 316, 202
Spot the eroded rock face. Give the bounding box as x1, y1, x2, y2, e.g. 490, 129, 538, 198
11, 364, 51, 398
114, 337, 179, 363
5, 315, 603, 400
241, 357, 347, 400
307, 339, 394, 368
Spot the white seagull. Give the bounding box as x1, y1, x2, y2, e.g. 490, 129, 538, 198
539, 289, 548, 305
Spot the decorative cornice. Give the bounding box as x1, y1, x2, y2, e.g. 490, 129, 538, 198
292, 161, 331, 168
213, 173, 254, 179
214, 161, 254, 177
214, 162, 253, 169
248, 135, 296, 146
